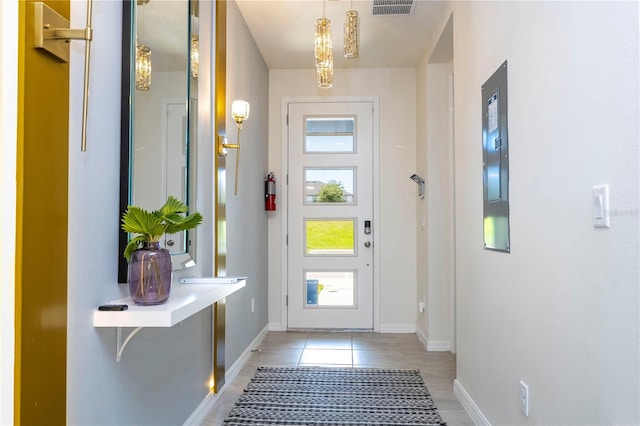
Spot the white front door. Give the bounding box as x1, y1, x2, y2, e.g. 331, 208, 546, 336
287, 101, 374, 329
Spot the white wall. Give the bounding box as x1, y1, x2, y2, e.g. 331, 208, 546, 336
223, 0, 270, 366
268, 68, 418, 332
416, 13, 456, 352
423, 61, 455, 351
64, 1, 267, 423
66, 1, 218, 424
0, 1, 18, 423
423, 1, 639, 424
416, 52, 428, 345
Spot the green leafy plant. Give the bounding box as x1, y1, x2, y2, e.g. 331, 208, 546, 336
316, 180, 346, 202
121, 196, 203, 261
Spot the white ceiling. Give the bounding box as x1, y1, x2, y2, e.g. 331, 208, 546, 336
234, 0, 447, 70
138, 0, 447, 72
138, 1, 189, 72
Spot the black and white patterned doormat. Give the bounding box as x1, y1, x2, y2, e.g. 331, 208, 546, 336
223, 366, 447, 425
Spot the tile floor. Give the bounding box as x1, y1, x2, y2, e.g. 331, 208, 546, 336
201, 331, 474, 425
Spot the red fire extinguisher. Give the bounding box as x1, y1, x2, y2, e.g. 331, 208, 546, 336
265, 172, 276, 211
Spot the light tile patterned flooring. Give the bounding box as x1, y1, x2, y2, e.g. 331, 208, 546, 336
201, 331, 474, 425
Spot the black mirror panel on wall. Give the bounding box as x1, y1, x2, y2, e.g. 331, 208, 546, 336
481, 60, 510, 253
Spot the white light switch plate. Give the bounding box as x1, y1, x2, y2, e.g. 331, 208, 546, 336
592, 184, 610, 228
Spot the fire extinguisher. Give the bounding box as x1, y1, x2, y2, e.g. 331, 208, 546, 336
265, 172, 276, 211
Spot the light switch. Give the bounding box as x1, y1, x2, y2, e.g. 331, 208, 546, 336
592, 184, 610, 228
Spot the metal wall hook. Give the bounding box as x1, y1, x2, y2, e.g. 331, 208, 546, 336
410, 174, 425, 198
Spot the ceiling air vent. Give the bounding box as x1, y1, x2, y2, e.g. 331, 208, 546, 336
371, 0, 416, 16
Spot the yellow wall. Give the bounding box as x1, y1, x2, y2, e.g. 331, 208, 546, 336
16, 1, 69, 423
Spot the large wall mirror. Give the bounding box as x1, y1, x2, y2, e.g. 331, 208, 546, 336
119, 0, 199, 283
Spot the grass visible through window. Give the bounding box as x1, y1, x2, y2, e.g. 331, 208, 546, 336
306, 220, 354, 253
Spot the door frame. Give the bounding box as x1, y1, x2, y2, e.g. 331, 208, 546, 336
279, 96, 380, 331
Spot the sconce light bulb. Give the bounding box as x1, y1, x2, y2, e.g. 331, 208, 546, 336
231, 100, 250, 126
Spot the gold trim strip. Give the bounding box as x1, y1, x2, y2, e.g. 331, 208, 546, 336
213, 0, 227, 394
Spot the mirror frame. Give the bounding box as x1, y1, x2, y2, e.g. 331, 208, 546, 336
118, 1, 133, 283
118, 0, 197, 283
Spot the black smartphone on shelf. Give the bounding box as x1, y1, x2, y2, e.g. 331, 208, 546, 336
98, 304, 128, 311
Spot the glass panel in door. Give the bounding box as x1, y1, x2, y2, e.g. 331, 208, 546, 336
304, 168, 356, 205
305, 219, 355, 255
305, 271, 356, 307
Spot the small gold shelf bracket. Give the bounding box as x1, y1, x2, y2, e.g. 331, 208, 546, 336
33, 1, 94, 151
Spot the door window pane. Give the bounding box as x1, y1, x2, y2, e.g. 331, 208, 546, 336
305, 271, 355, 307
304, 168, 355, 204
305, 219, 355, 255
305, 117, 355, 152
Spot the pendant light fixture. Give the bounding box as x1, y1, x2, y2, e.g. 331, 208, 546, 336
190, 14, 199, 80
344, 1, 360, 59
190, 34, 199, 80
316, 59, 333, 88
136, 43, 152, 90
135, 1, 152, 90
314, 0, 333, 88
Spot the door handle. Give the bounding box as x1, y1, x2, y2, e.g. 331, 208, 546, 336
364, 241, 371, 248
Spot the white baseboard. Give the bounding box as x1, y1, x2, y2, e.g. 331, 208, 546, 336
183, 391, 222, 426
225, 324, 269, 381
268, 322, 286, 331
379, 323, 416, 333
416, 327, 451, 352
453, 379, 491, 426
427, 340, 450, 351
270, 322, 418, 334
184, 324, 270, 425
416, 326, 428, 349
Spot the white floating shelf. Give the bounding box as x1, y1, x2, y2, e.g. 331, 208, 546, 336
94, 279, 246, 328
93, 278, 246, 361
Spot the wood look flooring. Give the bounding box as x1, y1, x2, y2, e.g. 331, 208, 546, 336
201, 331, 474, 425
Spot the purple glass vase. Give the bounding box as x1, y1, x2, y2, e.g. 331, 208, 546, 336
128, 241, 172, 305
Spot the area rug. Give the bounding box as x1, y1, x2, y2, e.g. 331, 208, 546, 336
223, 366, 447, 425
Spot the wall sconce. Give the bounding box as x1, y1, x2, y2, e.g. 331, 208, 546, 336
410, 174, 425, 198
218, 100, 250, 195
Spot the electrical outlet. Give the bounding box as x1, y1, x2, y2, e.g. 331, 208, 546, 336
251, 298, 255, 313
519, 380, 529, 417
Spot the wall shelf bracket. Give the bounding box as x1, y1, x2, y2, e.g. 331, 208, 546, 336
116, 326, 143, 363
